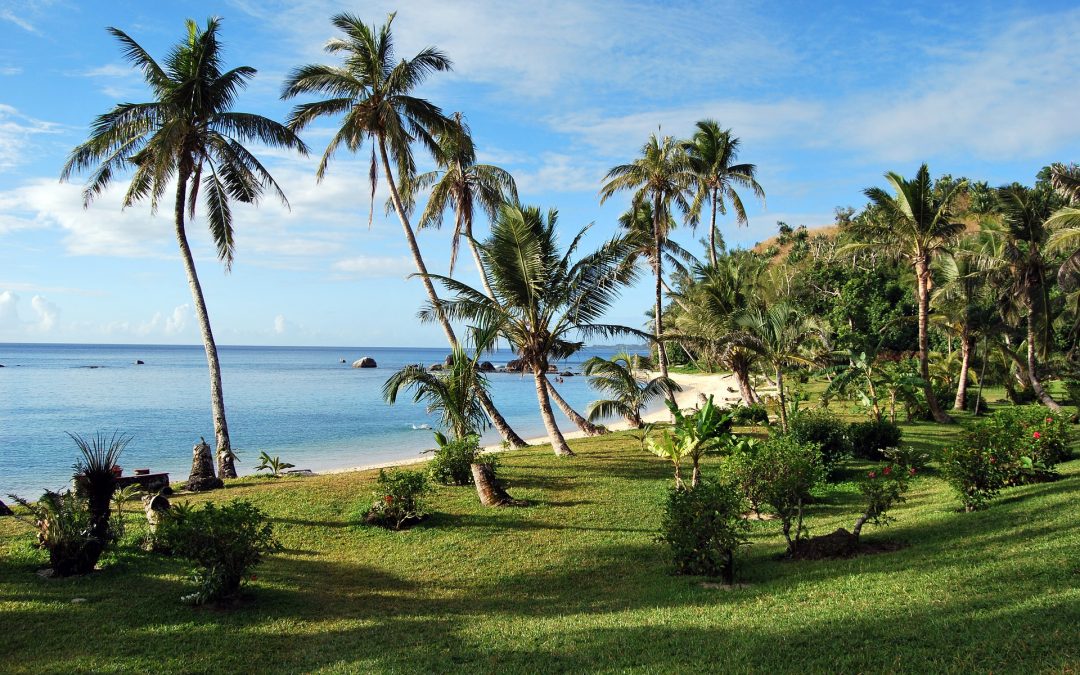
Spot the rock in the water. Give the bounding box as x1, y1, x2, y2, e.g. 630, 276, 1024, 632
478, 361, 495, 372
134, 360, 144, 365
561, 371, 574, 377
340, 358, 346, 364
352, 357, 377, 368
444, 354, 456, 367
429, 364, 444, 371
186, 438, 223, 491
547, 365, 558, 373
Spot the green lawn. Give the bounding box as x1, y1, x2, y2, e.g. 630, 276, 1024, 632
2, 414, 1078, 673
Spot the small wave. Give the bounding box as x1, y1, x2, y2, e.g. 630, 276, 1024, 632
410, 423, 432, 430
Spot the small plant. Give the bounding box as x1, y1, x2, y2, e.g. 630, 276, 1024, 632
853, 464, 914, 540
427, 432, 479, 486
647, 396, 736, 488
71, 431, 131, 543
658, 479, 749, 582
848, 419, 903, 460
254, 451, 295, 478
940, 443, 1007, 511
156, 500, 279, 604
7, 490, 100, 576
726, 435, 823, 556
364, 469, 432, 530
784, 409, 851, 480
110, 484, 143, 539
629, 422, 656, 453
730, 403, 769, 426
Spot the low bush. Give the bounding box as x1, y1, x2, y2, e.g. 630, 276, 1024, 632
658, 480, 748, 582
8, 490, 103, 576
364, 469, 432, 530
784, 409, 851, 479
730, 403, 770, 426
726, 435, 823, 556
848, 419, 903, 460
156, 500, 279, 604
940, 443, 1008, 512
854, 464, 915, 538
428, 433, 480, 487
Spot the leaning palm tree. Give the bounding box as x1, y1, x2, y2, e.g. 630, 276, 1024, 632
582, 352, 681, 428
423, 203, 641, 456
281, 12, 527, 448
600, 133, 694, 382
854, 165, 966, 423
683, 120, 765, 266
61, 18, 307, 478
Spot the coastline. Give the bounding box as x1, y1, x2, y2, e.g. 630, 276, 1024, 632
320, 371, 745, 476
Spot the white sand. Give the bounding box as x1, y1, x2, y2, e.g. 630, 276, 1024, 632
321, 371, 746, 475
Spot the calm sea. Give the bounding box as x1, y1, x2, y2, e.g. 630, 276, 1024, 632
0, 343, 634, 497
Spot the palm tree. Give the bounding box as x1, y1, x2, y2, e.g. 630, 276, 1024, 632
857, 164, 966, 423
383, 345, 489, 442
600, 133, 694, 382
582, 352, 681, 428
931, 240, 993, 410
281, 12, 527, 448
683, 120, 765, 266
407, 112, 517, 295
1046, 163, 1080, 289
423, 203, 641, 456
61, 18, 308, 478
736, 302, 818, 432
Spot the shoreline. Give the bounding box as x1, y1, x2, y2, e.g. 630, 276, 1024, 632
320, 371, 745, 476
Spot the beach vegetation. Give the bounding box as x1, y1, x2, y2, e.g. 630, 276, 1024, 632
362, 468, 432, 530
583, 351, 681, 428
254, 452, 295, 478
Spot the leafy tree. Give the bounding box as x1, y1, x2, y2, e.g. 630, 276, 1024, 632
600, 133, 694, 382
854, 164, 967, 423
61, 18, 307, 477
931, 240, 994, 409
281, 12, 526, 448
682, 120, 765, 266
583, 352, 681, 428
424, 204, 641, 456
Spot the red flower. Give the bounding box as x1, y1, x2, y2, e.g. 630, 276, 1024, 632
250, 574, 257, 581
1033, 431, 1041, 439
883, 466, 892, 476
908, 467, 917, 476
384, 494, 394, 504
1046, 418, 1053, 423
989, 456, 996, 464
867, 471, 877, 479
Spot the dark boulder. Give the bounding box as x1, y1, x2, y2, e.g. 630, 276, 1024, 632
478, 361, 495, 372
429, 364, 444, 372
444, 354, 456, 367
134, 360, 144, 365
505, 359, 524, 372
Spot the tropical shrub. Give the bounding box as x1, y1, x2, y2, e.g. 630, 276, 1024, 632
658, 480, 748, 582
989, 405, 1072, 468
940, 443, 1008, 511
848, 419, 903, 460
784, 409, 851, 479
730, 403, 769, 426
156, 500, 279, 604
364, 469, 432, 530
427, 433, 480, 486
648, 397, 737, 488
7, 490, 101, 576
727, 435, 823, 555
853, 464, 915, 539
71, 431, 129, 544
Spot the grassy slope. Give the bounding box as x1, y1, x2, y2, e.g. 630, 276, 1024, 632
1, 416, 1078, 673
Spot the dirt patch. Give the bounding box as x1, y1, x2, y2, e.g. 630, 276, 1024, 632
792, 528, 908, 561
700, 581, 752, 591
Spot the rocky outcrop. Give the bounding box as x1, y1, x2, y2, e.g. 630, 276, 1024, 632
186, 438, 223, 491
0, 499, 13, 516
134, 360, 144, 365
444, 354, 456, 367
505, 359, 524, 372
352, 357, 377, 368
478, 361, 495, 372
429, 364, 444, 371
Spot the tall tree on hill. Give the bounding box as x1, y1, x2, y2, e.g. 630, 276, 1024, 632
600, 134, 694, 383
61, 18, 308, 478
423, 204, 641, 456
281, 12, 527, 448
683, 120, 765, 266
856, 165, 967, 424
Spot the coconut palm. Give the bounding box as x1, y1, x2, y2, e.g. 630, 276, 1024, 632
61, 18, 307, 478
856, 164, 967, 423
383, 344, 490, 442
600, 133, 694, 382
1046, 163, 1080, 290
582, 352, 681, 428
683, 120, 765, 266
423, 203, 641, 456
281, 12, 527, 448
931, 240, 994, 410
736, 302, 818, 432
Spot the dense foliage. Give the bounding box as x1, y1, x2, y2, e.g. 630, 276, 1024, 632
658, 480, 748, 581
848, 419, 904, 460
364, 469, 433, 530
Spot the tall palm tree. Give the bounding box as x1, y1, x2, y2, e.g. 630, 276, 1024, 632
423, 203, 641, 456
1046, 163, 1080, 290
857, 164, 966, 423
600, 133, 694, 382
61, 18, 307, 478
683, 120, 765, 266
931, 240, 993, 410
281, 12, 527, 448
407, 112, 517, 295
582, 352, 680, 428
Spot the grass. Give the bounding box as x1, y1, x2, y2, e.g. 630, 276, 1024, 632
2, 409, 1079, 673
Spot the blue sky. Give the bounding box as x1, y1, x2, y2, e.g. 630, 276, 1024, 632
1, 0, 1078, 347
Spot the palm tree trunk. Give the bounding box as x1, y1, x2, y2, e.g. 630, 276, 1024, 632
545, 379, 606, 435
652, 195, 670, 388
953, 329, 971, 410
534, 368, 574, 456
776, 367, 788, 433
730, 356, 757, 407
377, 137, 528, 448
1025, 293, 1062, 411
915, 257, 952, 423
709, 187, 719, 266
173, 167, 235, 479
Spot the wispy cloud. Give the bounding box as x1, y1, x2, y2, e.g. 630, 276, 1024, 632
0, 104, 61, 172
331, 255, 414, 279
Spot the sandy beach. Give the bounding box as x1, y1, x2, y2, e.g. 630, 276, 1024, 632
323, 371, 746, 475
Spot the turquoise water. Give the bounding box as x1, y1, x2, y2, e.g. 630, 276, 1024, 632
0, 343, 630, 497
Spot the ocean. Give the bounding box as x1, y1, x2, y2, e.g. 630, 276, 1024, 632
0, 343, 635, 497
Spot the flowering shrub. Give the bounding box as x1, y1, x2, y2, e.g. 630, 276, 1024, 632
364, 469, 431, 530
940, 444, 1008, 511
853, 465, 913, 537
428, 433, 481, 486
658, 479, 748, 582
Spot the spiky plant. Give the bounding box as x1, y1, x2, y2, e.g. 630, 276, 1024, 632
71, 431, 131, 544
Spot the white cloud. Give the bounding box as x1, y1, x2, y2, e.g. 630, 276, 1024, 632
273, 313, 287, 334
0, 290, 59, 335
0, 104, 61, 172
331, 255, 414, 278
0, 8, 36, 33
